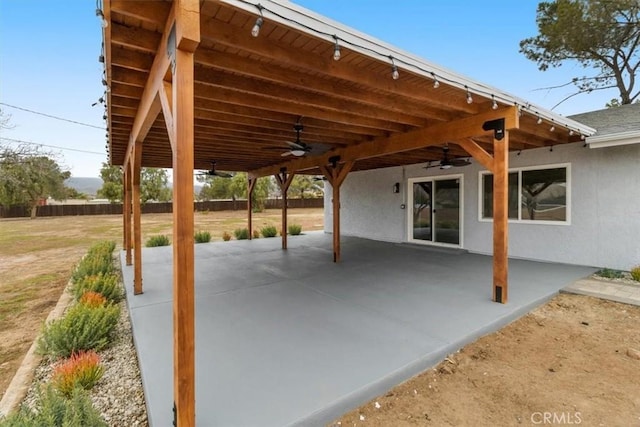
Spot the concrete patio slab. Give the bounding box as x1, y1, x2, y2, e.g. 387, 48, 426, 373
120, 232, 595, 427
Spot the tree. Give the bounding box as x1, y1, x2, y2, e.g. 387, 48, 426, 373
288, 175, 324, 199
0, 154, 70, 218
0, 109, 70, 218
97, 164, 171, 204
197, 172, 273, 211
141, 168, 171, 203
97, 163, 123, 203
520, 0, 640, 106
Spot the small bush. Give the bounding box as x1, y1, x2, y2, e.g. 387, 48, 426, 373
71, 253, 114, 283
260, 225, 278, 238
71, 273, 122, 303
631, 266, 640, 282
233, 228, 250, 240
194, 230, 211, 244
38, 303, 120, 359
78, 291, 107, 308
253, 229, 260, 239
288, 224, 302, 236
222, 231, 232, 241
0, 384, 107, 426
146, 235, 170, 247
87, 240, 116, 259
52, 351, 104, 397
596, 268, 625, 279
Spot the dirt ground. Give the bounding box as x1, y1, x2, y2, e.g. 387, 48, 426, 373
0, 208, 324, 399
333, 293, 640, 427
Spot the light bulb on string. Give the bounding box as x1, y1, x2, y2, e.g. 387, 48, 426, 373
431, 72, 440, 88
95, 9, 108, 28
251, 5, 264, 38
537, 115, 543, 125
389, 56, 399, 80
332, 36, 341, 61
491, 95, 498, 110
465, 86, 473, 104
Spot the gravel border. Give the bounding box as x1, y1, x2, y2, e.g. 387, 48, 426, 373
17, 264, 149, 426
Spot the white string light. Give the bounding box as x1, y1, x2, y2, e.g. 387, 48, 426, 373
95, 8, 108, 28
465, 86, 473, 104
537, 115, 543, 125
389, 56, 399, 80
491, 95, 498, 110
431, 72, 440, 88
251, 5, 264, 37
550, 120, 556, 132
332, 35, 341, 61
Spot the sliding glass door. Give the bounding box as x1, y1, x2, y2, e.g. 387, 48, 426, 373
408, 176, 462, 246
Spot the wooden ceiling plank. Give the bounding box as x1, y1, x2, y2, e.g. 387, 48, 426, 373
111, 0, 171, 26
194, 83, 409, 133
111, 22, 161, 53
199, 18, 479, 115
195, 50, 456, 122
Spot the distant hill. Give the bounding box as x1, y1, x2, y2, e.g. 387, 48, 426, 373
65, 177, 103, 197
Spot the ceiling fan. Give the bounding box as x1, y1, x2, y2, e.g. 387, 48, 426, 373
265, 123, 312, 157
196, 161, 233, 178
425, 145, 471, 170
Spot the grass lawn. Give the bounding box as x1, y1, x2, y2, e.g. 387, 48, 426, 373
0, 208, 324, 399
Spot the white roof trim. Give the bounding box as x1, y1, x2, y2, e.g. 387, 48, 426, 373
220, 0, 596, 136
586, 130, 640, 149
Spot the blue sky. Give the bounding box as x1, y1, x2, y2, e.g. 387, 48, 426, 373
0, 0, 618, 178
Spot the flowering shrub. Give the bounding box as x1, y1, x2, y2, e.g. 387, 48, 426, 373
52, 351, 104, 396
78, 291, 107, 308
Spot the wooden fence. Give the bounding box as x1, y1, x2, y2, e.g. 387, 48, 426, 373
0, 198, 323, 218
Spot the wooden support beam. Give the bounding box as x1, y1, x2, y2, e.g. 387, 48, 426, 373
275, 170, 295, 249
170, 2, 199, 426
122, 2, 176, 169
123, 163, 132, 266
250, 106, 519, 178
456, 138, 495, 172
132, 142, 143, 295
492, 131, 509, 304
159, 81, 175, 152
247, 177, 257, 239
319, 160, 354, 262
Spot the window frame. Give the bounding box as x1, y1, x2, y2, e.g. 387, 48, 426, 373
478, 163, 571, 226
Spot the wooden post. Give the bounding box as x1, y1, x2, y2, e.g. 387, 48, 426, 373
132, 144, 143, 295
320, 160, 354, 263
275, 170, 295, 249
247, 177, 256, 239
123, 163, 132, 266
169, 2, 199, 425
492, 131, 509, 303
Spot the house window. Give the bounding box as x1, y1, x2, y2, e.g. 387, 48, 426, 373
480, 164, 569, 224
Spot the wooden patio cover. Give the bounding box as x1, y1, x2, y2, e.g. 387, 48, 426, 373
101, 0, 595, 424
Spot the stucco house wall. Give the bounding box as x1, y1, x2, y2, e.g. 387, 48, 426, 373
324, 141, 640, 271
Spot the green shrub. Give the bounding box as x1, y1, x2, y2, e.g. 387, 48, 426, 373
631, 266, 640, 282
86, 240, 116, 259
260, 225, 278, 238
221, 231, 232, 241
146, 235, 170, 247
233, 228, 250, 240
71, 273, 122, 303
52, 351, 104, 397
253, 229, 260, 239
71, 255, 114, 285
596, 268, 625, 279
288, 224, 302, 236
0, 385, 107, 426
194, 230, 211, 244
38, 303, 120, 359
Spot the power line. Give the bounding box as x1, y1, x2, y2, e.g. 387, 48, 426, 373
0, 102, 105, 130
0, 137, 106, 156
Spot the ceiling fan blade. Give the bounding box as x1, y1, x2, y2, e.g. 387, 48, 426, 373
281, 151, 293, 157
286, 140, 305, 150
215, 171, 233, 178
451, 158, 471, 167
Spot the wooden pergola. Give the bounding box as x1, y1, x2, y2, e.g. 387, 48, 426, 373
101, 0, 594, 424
